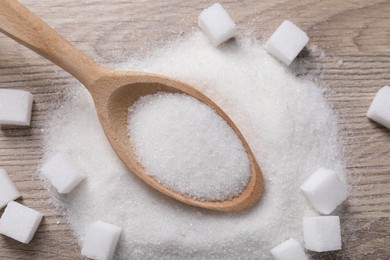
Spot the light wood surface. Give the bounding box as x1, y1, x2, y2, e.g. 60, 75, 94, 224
0, 0, 389, 259
0, 0, 263, 212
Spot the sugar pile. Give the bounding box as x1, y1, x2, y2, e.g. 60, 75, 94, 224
42, 32, 345, 259
127, 92, 251, 201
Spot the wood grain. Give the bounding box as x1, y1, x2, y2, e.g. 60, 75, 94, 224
0, 0, 389, 259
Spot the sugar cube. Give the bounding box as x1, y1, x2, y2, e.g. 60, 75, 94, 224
300, 168, 348, 214
81, 221, 122, 260
265, 20, 309, 66
0, 169, 21, 209
271, 238, 308, 260
41, 152, 85, 193
198, 3, 236, 46
0, 89, 33, 126
0, 201, 43, 243
367, 86, 390, 129
303, 216, 342, 252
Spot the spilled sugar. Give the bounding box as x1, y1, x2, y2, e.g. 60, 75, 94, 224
127, 93, 251, 201
42, 32, 345, 259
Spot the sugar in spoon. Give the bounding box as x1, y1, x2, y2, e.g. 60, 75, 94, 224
0, 0, 263, 211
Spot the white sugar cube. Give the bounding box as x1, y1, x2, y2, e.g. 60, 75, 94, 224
271, 238, 308, 260
300, 168, 348, 214
0, 169, 21, 209
198, 3, 236, 46
41, 152, 85, 193
265, 20, 309, 66
0, 201, 43, 244
0, 89, 33, 126
303, 216, 342, 252
81, 221, 122, 260
367, 86, 390, 129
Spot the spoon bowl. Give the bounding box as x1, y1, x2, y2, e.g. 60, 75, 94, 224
0, 0, 264, 211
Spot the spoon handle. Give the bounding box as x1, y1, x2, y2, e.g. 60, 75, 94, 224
0, 0, 105, 87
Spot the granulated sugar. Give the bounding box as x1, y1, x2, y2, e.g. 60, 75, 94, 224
127, 92, 251, 201
42, 32, 345, 259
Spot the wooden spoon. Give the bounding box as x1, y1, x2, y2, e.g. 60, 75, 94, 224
0, 0, 264, 211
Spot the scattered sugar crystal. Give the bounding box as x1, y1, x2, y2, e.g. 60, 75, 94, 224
0, 201, 43, 244
367, 86, 390, 129
0, 169, 21, 209
41, 152, 85, 193
0, 89, 33, 126
300, 168, 348, 214
42, 33, 345, 259
303, 216, 342, 252
198, 3, 236, 46
271, 238, 308, 260
265, 20, 309, 66
81, 221, 122, 260
127, 92, 251, 201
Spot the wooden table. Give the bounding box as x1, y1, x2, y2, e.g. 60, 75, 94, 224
0, 0, 389, 259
